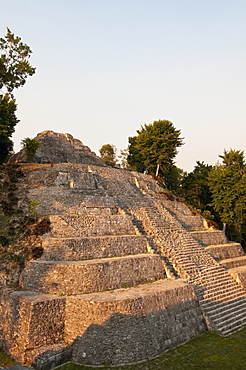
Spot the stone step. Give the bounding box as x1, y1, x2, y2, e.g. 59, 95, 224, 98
194, 274, 234, 286
202, 280, 239, 293
214, 312, 246, 335
201, 299, 246, 335
47, 214, 136, 238
208, 299, 246, 319
200, 296, 246, 313
212, 306, 246, 327
203, 286, 243, 300
200, 266, 230, 277
20, 254, 166, 295
221, 321, 246, 336
197, 283, 239, 300
205, 243, 244, 260
199, 274, 238, 287
220, 256, 246, 269
201, 290, 246, 306
204, 288, 246, 303
41, 235, 149, 261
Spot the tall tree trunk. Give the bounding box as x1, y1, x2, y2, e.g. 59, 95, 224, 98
156, 164, 160, 177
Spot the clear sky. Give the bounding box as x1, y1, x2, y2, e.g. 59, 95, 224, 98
1, 0, 246, 172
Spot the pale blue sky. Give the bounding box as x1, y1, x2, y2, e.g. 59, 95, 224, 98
1, 0, 246, 172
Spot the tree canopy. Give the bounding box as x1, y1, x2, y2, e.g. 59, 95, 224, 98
208, 149, 246, 241
0, 28, 35, 94
99, 144, 118, 167
0, 94, 19, 164
180, 161, 213, 217
127, 119, 184, 189
0, 28, 35, 164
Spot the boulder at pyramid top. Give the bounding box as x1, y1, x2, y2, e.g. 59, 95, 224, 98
9, 130, 106, 166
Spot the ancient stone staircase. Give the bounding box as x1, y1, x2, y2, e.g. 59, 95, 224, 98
129, 198, 246, 336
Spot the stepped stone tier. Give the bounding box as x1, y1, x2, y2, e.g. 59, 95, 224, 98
1, 131, 246, 369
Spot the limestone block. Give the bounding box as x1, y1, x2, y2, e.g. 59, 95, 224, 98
220, 256, 246, 269
205, 243, 245, 260
20, 254, 166, 295
229, 266, 246, 291
47, 214, 136, 238
68, 279, 206, 365
177, 216, 204, 231
41, 235, 149, 261
0, 289, 65, 363
190, 230, 227, 246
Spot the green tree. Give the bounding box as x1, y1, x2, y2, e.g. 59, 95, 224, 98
21, 137, 41, 162
0, 28, 35, 163
0, 94, 19, 164
208, 149, 246, 242
118, 148, 131, 170
99, 144, 118, 167
181, 161, 213, 216
0, 28, 35, 94
127, 119, 184, 189
164, 165, 184, 193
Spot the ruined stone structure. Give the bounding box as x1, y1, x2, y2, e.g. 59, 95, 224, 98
1, 131, 246, 369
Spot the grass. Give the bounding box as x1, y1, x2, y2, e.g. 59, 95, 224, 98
0, 347, 18, 368
2, 328, 246, 369
55, 328, 246, 370
0, 327, 246, 370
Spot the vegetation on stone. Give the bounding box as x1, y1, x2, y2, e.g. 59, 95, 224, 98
21, 137, 41, 163
0, 346, 18, 368
0, 164, 51, 285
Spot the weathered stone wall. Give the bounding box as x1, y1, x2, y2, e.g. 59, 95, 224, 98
47, 214, 136, 238
20, 254, 166, 295
190, 230, 227, 246
0, 289, 65, 363
205, 243, 244, 260
229, 266, 246, 291
220, 256, 246, 269
0, 280, 207, 367
0, 288, 21, 352
69, 279, 206, 365
41, 235, 149, 261
159, 198, 195, 217
176, 216, 205, 231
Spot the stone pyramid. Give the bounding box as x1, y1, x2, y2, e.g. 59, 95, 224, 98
1, 131, 246, 369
